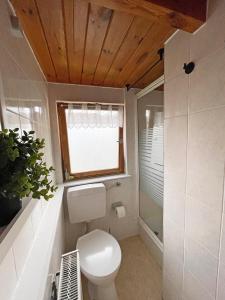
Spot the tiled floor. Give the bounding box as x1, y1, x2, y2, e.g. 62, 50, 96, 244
82, 235, 162, 300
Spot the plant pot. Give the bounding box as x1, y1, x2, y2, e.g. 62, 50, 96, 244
0, 196, 22, 227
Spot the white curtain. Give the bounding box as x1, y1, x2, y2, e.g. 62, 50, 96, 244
67, 104, 124, 129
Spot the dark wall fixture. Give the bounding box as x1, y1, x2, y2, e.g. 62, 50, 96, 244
126, 48, 164, 91
183, 62, 195, 74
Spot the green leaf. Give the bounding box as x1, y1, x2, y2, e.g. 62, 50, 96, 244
0, 127, 57, 202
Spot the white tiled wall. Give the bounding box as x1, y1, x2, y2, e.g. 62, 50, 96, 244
0, 2, 52, 164
0, 1, 65, 300
0, 249, 18, 300
163, 0, 225, 299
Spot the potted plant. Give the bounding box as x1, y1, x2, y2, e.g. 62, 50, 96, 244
0, 128, 57, 227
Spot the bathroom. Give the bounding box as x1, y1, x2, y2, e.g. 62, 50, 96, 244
0, 0, 225, 299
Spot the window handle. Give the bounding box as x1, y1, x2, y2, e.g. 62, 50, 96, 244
64, 168, 68, 180
117, 138, 123, 144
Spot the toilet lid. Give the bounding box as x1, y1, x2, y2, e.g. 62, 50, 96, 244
77, 229, 121, 277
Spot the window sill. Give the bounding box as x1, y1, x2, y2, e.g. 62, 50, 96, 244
63, 173, 131, 187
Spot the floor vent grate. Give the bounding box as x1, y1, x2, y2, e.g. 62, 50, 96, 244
57, 250, 81, 300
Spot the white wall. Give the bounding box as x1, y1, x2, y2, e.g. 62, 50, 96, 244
0, 1, 65, 300
48, 83, 139, 250
163, 0, 225, 299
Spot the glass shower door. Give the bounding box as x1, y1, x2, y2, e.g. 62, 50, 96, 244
138, 89, 164, 242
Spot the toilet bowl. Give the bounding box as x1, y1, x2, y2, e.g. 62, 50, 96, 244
77, 229, 121, 300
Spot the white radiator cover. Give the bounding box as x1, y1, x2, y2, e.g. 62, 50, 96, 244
58, 250, 82, 300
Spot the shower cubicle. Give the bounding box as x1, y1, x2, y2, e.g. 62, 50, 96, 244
137, 77, 164, 250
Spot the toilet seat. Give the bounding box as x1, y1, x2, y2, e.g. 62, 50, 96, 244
77, 229, 121, 278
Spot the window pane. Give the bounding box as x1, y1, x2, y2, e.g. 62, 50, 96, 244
67, 126, 119, 173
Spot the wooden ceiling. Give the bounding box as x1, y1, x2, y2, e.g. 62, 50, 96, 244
11, 0, 207, 89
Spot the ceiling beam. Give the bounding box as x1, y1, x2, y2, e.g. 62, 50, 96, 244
87, 0, 207, 33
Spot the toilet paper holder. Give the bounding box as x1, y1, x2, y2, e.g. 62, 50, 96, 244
111, 202, 126, 218
111, 201, 123, 209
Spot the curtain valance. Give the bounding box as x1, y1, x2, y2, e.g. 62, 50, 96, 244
66, 103, 124, 129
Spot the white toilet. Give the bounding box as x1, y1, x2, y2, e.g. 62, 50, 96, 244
67, 183, 121, 300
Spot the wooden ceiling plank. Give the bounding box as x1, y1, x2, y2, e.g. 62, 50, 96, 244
35, 0, 68, 82
87, 0, 206, 33
124, 24, 175, 88
81, 4, 113, 85
62, 0, 73, 83
137, 60, 164, 88
115, 22, 174, 87
92, 11, 134, 86
12, 0, 182, 88
63, 0, 89, 84
128, 53, 158, 86
103, 16, 153, 87
11, 0, 56, 81
73, 0, 89, 83
129, 53, 163, 87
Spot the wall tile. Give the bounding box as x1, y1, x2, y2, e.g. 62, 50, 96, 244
110, 216, 139, 240
0, 1, 44, 82
31, 201, 43, 235
163, 272, 181, 300
189, 48, 225, 113
164, 1, 225, 300
164, 190, 185, 229
163, 218, 184, 292
12, 218, 34, 277
187, 108, 225, 211
184, 237, 218, 297
0, 1, 57, 299
164, 116, 188, 195
41, 197, 49, 214
0, 249, 18, 300
207, 0, 225, 19
165, 30, 191, 82
217, 263, 225, 300
20, 116, 33, 133
185, 196, 222, 257
163, 259, 183, 295
164, 74, 189, 118
219, 214, 225, 266
191, 11, 225, 63
164, 218, 184, 263
42, 273, 54, 300
183, 268, 214, 300
0, 3, 53, 165
0, 46, 20, 115
5, 110, 21, 130
48, 210, 65, 276
164, 116, 187, 227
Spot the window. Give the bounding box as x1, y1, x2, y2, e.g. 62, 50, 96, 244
57, 102, 125, 180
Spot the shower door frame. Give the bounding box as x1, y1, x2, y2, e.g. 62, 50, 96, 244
136, 75, 164, 252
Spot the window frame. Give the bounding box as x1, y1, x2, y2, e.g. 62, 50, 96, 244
57, 102, 125, 181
